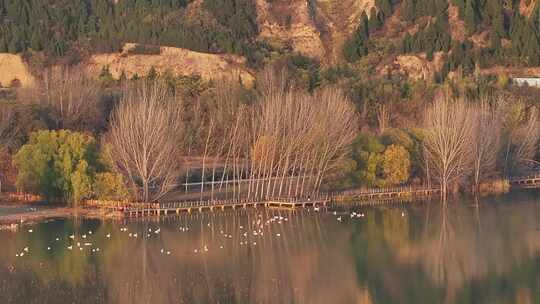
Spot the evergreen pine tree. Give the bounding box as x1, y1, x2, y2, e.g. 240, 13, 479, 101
0, 37, 6, 53
434, 0, 448, 15
490, 31, 500, 50
402, 0, 416, 21
376, 0, 392, 17
402, 32, 412, 52
531, 6, 540, 34
368, 8, 382, 32
30, 30, 42, 51
343, 39, 360, 62
343, 13, 370, 62
147, 66, 158, 79
464, 0, 477, 34
119, 70, 127, 83
8, 37, 19, 53
524, 26, 540, 65
360, 12, 369, 37
492, 1, 506, 38
427, 46, 434, 61
453, 0, 466, 17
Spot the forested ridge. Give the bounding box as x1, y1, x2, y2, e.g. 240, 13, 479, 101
345, 0, 540, 77
2, 0, 540, 73
0, 0, 263, 65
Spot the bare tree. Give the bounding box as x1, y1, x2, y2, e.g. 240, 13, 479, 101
107, 80, 183, 202
423, 94, 475, 198
168, 67, 358, 203
511, 108, 540, 173
377, 103, 391, 134
470, 100, 502, 191
0, 105, 16, 147
496, 96, 540, 175
246, 69, 358, 201
40, 66, 103, 131
0, 106, 17, 194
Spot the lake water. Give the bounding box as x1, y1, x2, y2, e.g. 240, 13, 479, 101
2, 191, 540, 304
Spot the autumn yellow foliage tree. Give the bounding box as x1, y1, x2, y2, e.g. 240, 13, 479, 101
382, 144, 411, 186
94, 173, 130, 201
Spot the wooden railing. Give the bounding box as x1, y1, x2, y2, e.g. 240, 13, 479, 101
508, 173, 540, 182
333, 185, 439, 196
83, 200, 157, 210
7, 192, 43, 202
84, 194, 331, 213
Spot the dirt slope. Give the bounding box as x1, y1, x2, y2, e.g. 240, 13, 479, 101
314, 0, 376, 64
85, 43, 255, 85
255, 0, 375, 63
380, 52, 445, 80
0, 54, 35, 87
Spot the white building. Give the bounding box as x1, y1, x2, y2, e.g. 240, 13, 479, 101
513, 77, 540, 87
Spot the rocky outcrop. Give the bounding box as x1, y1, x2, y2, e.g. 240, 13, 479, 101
448, 3, 466, 43
255, 0, 375, 63
313, 0, 376, 63
519, 0, 536, 17
85, 43, 255, 86
380, 53, 445, 81
255, 0, 326, 59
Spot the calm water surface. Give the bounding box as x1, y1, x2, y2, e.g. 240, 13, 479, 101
2, 191, 540, 304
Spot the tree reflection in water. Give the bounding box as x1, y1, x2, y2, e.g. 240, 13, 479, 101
2, 191, 540, 304
0, 209, 368, 304
352, 191, 540, 304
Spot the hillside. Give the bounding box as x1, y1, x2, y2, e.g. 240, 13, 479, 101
255, 0, 376, 64
0, 53, 34, 87
0, 43, 255, 88
1, 0, 540, 81
87, 43, 255, 86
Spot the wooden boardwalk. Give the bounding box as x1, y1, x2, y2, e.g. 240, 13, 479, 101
333, 186, 440, 202
121, 198, 330, 218
117, 186, 440, 218
509, 174, 540, 188
88, 185, 443, 219
84, 174, 540, 219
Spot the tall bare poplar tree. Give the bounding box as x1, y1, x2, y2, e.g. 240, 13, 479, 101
424, 94, 475, 197
496, 96, 540, 175
0, 105, 16, 147
511, 108, 540, 173
0, 107, 16, 193
470, 100, 501, 190
246, 68, 358, 200
107, 80, 183, 202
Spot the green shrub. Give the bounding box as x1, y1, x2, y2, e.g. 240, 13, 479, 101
13, 130, 101, 205
127, 44, 162, 55
351, 134, 386, 187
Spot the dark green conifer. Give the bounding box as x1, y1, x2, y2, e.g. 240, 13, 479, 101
368, 8, 383, 32
147, 66, 158, 80
401, 0, 416, 21
376, 0, 392, 17
464, 0, 477, 34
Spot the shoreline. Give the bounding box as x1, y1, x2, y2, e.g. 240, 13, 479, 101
0, 205, 122, 228
0, 183, 532, 229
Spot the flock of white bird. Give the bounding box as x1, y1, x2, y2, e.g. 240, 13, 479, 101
14, 207, 407, 258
